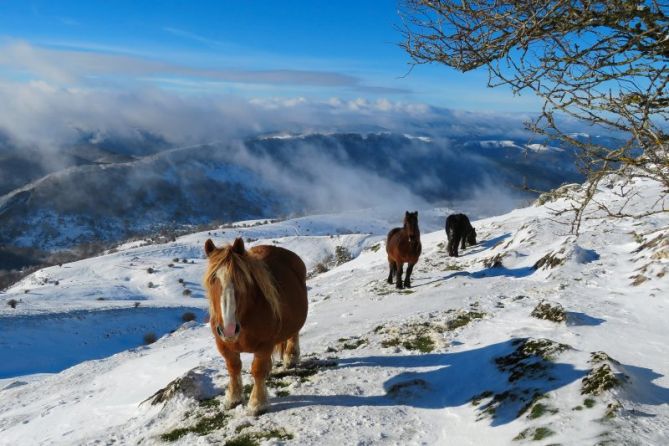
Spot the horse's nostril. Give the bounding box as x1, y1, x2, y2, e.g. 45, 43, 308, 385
235, 323, 241, 335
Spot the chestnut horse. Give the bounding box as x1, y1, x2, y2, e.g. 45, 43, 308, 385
386, 211, 422, 289
203, 237, 308, 415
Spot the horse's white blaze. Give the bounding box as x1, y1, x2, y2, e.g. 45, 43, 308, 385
216, 269, 237, 335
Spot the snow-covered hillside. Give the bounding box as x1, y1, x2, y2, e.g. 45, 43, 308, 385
0, 176, 667, 445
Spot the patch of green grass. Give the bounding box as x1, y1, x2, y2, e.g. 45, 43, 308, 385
495, 339, 571, 384
516, 391, 547, 417
198, 398, 220, 408
528, 402, 558, 419
530, 300, 566, 323
402, 334, 435, 353
275, 390, 290, 397
582, 364, 620, 395
225, 428, 294, 446
243, 384, 253, 399
532, 427, 555, 441
443, 264, 463, 271
235, 422, 252, 433
369, 243, 381, 252
373, 325, 384, 333
339, 338, 367, 350
225, 435, 258, 446
381, 337, 401, 348
513, 426, 555, 442
269, 358, 337, 383
160, 412, 229, 442
584, 398, 596, 408
267, 378, 290, 388
161, 427, 192, 442
447, 311, 486, 330
573, 405, 583, 411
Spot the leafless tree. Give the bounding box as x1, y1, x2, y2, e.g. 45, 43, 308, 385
401, 0, 668, 233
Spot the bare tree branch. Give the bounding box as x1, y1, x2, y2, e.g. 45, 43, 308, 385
400, 0, 669, 233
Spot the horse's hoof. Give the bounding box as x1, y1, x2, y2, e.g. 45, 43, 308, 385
282, 356, 299, 370
395, 284, 404, 290
224, 397, 243, 410
404, 282, 411, 289
247, 403, 268, 417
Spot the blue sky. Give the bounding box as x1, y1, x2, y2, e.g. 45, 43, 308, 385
0, 1, 542, 112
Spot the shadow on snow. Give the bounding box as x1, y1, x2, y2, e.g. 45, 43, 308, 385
272, 339, 585, 426
271, 339, 669, 425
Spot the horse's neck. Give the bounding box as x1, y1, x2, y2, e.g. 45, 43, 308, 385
403, 225, 420, 238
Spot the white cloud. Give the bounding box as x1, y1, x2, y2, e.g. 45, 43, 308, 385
0, 40, 409, 93
0, 76, 540, 152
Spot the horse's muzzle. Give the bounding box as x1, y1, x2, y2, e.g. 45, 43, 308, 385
216, 323, 241, 341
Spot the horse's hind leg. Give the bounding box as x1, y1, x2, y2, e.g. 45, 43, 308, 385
220, 345, 243, 409
387, 260, 396, 284
404, 262, 415, 288
249, 351, 272, 416
395, 262, 404, 289
447, 231, 456, 257
451, 234, 461, 257
282, 333, 300, 369
460, 236, 467, 250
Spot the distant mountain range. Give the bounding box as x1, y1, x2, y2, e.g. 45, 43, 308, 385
0, 129, 612, 271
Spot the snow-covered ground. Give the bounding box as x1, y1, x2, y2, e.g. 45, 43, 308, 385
0, 176, 667, 445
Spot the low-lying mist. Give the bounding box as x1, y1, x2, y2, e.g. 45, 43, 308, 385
0, 88, 590, 272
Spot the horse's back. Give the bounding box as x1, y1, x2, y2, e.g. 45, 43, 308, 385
386, 227, 402, 247
248, 245, 308, 340
249, 245, 306, 282
446, 213, 471, 233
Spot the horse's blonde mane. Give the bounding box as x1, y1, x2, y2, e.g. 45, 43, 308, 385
203, 246, 282, 323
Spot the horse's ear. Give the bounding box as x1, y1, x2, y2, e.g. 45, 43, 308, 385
232, 237, 245, 255
405, 211, 409, 217
204, 239, 216, 257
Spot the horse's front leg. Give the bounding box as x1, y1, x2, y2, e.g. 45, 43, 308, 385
387, 260, 396, 284
395, 262, 404, 289
249, 351, 272, 416
220, 345, 243, 409
404, 263, 415, 288
460, 236, 467, 250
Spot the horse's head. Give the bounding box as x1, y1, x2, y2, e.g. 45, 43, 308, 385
467, 227, 477, 246
203, 237, 282, 342
203, 237, 246, 342
403, 211, 420, 245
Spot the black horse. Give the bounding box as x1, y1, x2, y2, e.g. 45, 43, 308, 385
445, 214, 477, 257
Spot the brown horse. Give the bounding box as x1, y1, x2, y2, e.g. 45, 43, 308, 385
386, 211, 422, 289
203, 237, 308, 415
